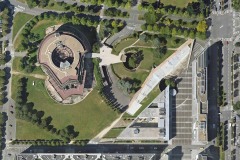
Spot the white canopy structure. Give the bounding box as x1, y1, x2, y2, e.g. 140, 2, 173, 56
127, 39, 194, 115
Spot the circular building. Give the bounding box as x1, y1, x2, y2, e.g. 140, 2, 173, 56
38, 29, 90, 104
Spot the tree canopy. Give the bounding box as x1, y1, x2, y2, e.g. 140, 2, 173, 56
234, 101, 240, 111
197, 20, 208, 33
233, 0, 240, 11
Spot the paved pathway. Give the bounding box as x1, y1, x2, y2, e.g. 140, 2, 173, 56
89, 113, 124, 144
12, 71, 46, 79
12, 15, 34, 46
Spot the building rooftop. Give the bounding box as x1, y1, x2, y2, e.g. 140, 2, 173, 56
118, 86, 171, 141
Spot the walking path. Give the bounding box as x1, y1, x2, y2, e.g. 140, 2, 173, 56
12, 71, 47, 79
13, 16, 34, 46
89, 113, 124, 144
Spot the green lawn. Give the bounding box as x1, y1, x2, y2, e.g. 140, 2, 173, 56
16, 0, 68, 11
44, 0, 68, 11
14, 19, 63, 51
31, 20, 63, 40
112, 48, 175, 86
123, 85, 160, 118
12, 57, 45, 75
134, 37, 186, 49
16, 119, 61, 140
112, 38, 138, 55
13, 13, 34, 41
103, 128, 125, 138
12, 75, 119, 140
161, 0, 197, 8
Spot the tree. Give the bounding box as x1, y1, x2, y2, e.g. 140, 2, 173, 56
80, 17, 87, 25
153, 24, 158, 32
172, 28, 177, 36
147, 24, 153, 31
125, 2, 131, 9
153, 38, 160, 47
92, 42, 100, 52
189, 30, 195, 38
183, 29, 189, 37
128, 57, 136, 68
138, 4, 143, 11
233, 101, 240, 111
39, 0, 50, 7
235, 42, 240, 47
165, 79, 176, 87
141, 24, 146, 30
25, 65, 33, 73
144, 12, 158, 25
139, 34, 147, 42
116, 78, 139, 95
197, 20, 208, 33
26, 0, 38, 8
111, 20, 117, 28
233, 0, 240, 11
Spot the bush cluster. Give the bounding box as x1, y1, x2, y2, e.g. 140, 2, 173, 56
0, 7, 11, 37
19, 12, 125, 51
140, 0, 210, 19
80, 0, 132, 9
0, 69, 7, 105
141, 23, 207, 40
104, 7, 129, 18
93, 59, 121, 112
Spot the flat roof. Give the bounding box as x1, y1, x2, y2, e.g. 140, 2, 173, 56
38, 33, 84, 81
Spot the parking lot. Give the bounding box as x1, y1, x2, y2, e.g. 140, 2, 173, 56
172, 65, 193, 145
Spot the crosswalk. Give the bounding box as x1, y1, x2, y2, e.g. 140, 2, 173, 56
212, 9, 233, 15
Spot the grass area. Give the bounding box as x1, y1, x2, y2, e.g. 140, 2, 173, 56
12, 75, 119, 140
44, 0, 69, 11
123, 85, 160, 118
220, 146, 225, 160
31, 20, 63, 40
12, 57, 45, 75
16, 119, 60, 140
112, 48, 154, 86
16, 0, 68, 11
103, 128, 125, 138
14, 19, 63, 51
134, 37, 186, 49
112, 48, 175, 86
161, 0, 197, 8
13, 13, 34, 41
112, 38, 138, 55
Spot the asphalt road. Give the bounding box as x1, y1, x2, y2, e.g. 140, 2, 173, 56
211, 12, 233, 39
